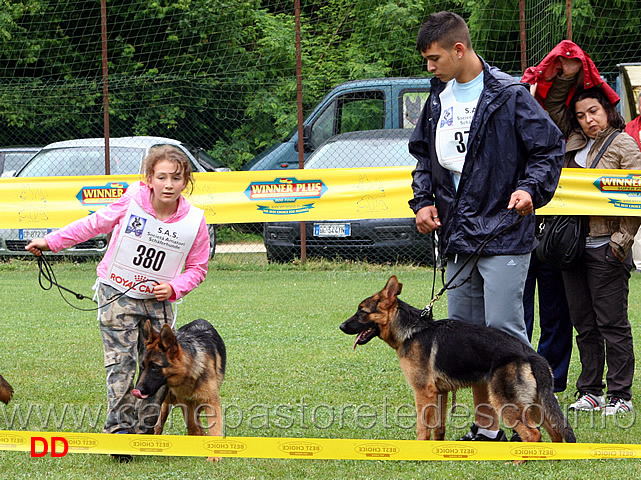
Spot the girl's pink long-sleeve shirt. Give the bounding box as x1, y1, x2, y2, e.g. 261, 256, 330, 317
45, 181, 209, 301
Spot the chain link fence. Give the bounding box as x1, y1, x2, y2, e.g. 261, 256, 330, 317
1, 0, 640, 265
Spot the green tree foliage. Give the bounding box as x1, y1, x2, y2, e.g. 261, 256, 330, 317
0, 0, 443, 167
0, 1, 640, 169
564, 0, 641, 72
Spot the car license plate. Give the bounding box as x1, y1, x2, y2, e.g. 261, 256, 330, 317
19, 228, 49, 240
314, 223, 351, 237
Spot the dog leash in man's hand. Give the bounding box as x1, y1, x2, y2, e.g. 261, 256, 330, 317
421, 209, 525, 319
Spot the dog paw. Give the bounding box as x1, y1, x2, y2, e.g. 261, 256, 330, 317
206, 456, 222, 462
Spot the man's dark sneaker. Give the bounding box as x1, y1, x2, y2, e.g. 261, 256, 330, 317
457, 423, 479, 441
110, 430, 133, 463
457, 423, 507, 441
511, 426, 541, 442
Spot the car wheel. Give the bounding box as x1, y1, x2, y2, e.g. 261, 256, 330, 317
207, 224, 217, 259
265, 245, 299, 263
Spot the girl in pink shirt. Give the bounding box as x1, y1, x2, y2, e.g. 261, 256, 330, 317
26, 145, 209, 450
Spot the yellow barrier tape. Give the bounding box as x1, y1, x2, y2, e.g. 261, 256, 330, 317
2, 167, 641, 229
1, 430, 641, 461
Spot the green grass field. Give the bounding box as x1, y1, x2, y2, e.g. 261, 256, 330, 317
1, 254, 640, 479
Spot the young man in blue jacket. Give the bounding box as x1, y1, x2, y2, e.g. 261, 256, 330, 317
408, 11, 565, 442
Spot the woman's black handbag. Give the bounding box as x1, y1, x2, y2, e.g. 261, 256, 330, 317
535, 215, 587, 269
535, 130, 620, 270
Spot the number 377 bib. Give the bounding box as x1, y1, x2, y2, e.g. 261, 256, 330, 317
104, 200, 204, 299
436, 82, 478, 174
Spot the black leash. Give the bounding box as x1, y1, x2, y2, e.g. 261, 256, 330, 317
36, 255, 159, 312
427, 230, 442, 312
421, 210, 525, 319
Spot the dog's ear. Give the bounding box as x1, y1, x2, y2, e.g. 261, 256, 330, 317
159, 324, 179, 354
383, 275, 403, 302
143, 319, 157, 345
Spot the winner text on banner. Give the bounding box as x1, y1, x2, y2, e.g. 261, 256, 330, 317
1, 167, 641, 229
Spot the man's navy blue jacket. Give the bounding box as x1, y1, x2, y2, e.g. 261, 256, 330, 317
408, 59, 565, 257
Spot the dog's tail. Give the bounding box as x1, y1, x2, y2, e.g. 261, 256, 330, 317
531, 355, 576, 443
0, 373, 14, 405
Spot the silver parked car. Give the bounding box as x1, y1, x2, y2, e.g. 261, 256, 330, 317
0, 136, 227, 258
263, 129, 434, 265
0, 146, 42, 177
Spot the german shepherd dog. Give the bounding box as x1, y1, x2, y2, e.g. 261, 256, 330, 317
340, 276, 576, 445
0, 373, 13, 404
132, 319, 226, 461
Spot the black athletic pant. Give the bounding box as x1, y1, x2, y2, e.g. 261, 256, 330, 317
562, 244, 635, 401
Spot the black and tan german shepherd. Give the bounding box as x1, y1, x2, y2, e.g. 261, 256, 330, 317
340, 275, 576, 444
0, 373, 13, 404
132, 319, 226, 461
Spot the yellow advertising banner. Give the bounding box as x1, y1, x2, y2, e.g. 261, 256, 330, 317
542, 168, 641, 215
1, 167, 641, 229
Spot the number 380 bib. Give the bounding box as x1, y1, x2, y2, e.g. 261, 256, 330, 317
104, 200, 204, 299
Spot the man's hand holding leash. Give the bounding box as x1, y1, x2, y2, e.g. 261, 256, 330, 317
508, 189, 533, 216
415, 205, 441, 234
416, 188, 532, 235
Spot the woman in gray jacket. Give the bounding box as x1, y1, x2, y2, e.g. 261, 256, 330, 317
544, 57, 641, 416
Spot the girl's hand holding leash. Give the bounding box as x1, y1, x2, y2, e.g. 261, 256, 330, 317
26, 237, 175, 301
152, 282, 175, 302
25, 238, 50, 256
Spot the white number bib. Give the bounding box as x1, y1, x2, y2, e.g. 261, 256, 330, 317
436, 81, 478, 175
103, 200, 204, 299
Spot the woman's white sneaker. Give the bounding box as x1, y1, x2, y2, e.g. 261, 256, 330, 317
603, 397, 633, 416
